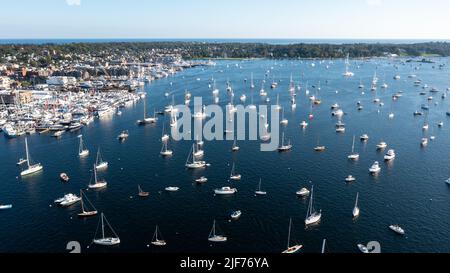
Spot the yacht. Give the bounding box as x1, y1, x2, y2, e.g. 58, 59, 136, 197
60, 173, 70, 183
208, 220, 227, 242
282, 218, 303, 254
0, 204, 12, 210
300, 121, 308, 129
138, 185, 150, 197
358, 244, 370, 253
229, 163, 241, 181
214, 187, 237, 195
231, 210, 242, 220
2, 124, 17, 138
118, 130, 129, 141
353, 193, 360, 218
185, 144, 208, 169
195, 176, 208, 184
160, 138, 173, 157
78, 135, 89, 157
384, 149, 396, 161
165, 187, 180, 192
360, 134, 369, 142
305, 186, 322, 226
78, 190, 98, 217
343, 53, 354, 77
345, 175, 356, 183
151, 225, 167, 246
376, 142, 387, 150
348, 136, 360, 160
58, 194, 82, 207
95, 148, 108, 170
88, 165, 108, 189
389, 225, 405, 235
93, 213, 121, 246
369, 161, 381, 174
438, 122, 444, 127
421, 138, 429, 147
296, 187, 310, 197
278, 133, 292, 152
20, 138, 43, 177
255, 179, 267, 196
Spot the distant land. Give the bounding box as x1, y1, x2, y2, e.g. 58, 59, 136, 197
2, 39, 450, 60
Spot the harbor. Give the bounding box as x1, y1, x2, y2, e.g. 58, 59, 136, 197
1, 56, 450, 253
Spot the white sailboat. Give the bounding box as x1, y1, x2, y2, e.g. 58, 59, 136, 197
229, 162, 242, 181
278, 132, 292, 152
88, 165, 108, 189
343, 53, 354, 77
208, 220, 227, 242
305, 185, 322, 226
353, 193, 360, 218
282, 218, 303, 254
151, 225, 167, 246
160, 138, 173, 156
185, 144, 207, 169
93, 213, 121, 246
348, 136, 360, 160
78, 135, 89, 157
231, 137, 240, 152
20, 138, 43, 177
137, 97, 157, 125
255, 178, 267, 196
95, 148, 108, 170
78, 190, 98, 217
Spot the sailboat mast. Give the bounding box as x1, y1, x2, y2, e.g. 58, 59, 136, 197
80, 190, 85, 212
322, 239, 327, 253
101, 213, 105, 239
287, 218, 292, 249
25, 138, 30, 167
352, 136, 355, 153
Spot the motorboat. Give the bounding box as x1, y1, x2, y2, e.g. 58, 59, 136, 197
195, 176, 208, 184
345, 175, 356, 183
376, 142, 387, 150
231, 210, 242, 220
165, 187, 180, 192
60, 173, 70, 182
369, 161, 381, 174
214, 187, 237, 195
389, 225, 405, 235
384, 149, 396, 161
296, 187, 310, 197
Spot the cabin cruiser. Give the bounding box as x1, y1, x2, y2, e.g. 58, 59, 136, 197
332, 109, 344, 117
296, 187, 310, 197
231, 210, 242, 220
195, 176, 208, 184
358, 244, 370, 253
165, 187, 180, 192
300, 121, 309, 129
214, 187, 237, 195
360, 134, 369, 141
55, 194, 81, 207
384, 149, 396, 161
345, 175, 356, 183
389, 225, 405, 235
369, 161, 381, 174
413, 111, 424, 116
421, 138, 428, 146
376, 142, 387, 150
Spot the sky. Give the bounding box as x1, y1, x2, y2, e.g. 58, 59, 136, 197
1, 0, 450, 40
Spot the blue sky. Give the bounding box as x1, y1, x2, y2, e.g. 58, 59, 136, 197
1, 0, 449, 39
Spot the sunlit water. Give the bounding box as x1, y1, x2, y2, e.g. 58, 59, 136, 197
1, 58, 450, 253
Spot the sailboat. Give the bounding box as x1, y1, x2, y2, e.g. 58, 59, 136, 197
95, 148, 108, 170
185, 144, 207, 169
255, 178, 267, 196
93, 213, 121, 246
305, 185, 322, 226
151, 225, 167, 246
229, 162, 242, 181
280, 108, 288, 125
20, 138, 43, 177
78, 135, 89, 157
343, 53, 354, 77
160, 138, 173, 157
88, 165, 108, 189
321, 239, 327, 253
282, 218, 303, 254
208, 220, 227, 242
138, 185, 150, 197
278, 132, 292, 152
137, 96, 157, 125
353, 193, 360, 218
231, 137, 240, 152
78, 190, 98, 217
314, 136, 326, 151
250, 73, 255, 89
275, 94, 282, 111
348, 136, 360, 160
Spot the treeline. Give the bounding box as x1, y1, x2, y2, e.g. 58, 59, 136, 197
2, 41, 450, 62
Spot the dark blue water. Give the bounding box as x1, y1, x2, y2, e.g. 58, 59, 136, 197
1, 58, 450, 253
0, 38, 448, 45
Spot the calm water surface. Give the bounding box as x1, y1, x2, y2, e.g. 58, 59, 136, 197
1, 58, 450, 253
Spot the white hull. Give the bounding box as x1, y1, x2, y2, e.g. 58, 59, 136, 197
282, 245, 303, 254
89, 182, 107, 189
21, 164, 43, 176
93, 238, 120, 246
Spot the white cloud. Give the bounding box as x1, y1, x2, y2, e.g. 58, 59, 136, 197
366, 0, 382, 6
66, 0, 81, 6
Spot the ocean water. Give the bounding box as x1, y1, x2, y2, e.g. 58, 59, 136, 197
1, 58, 450, 253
